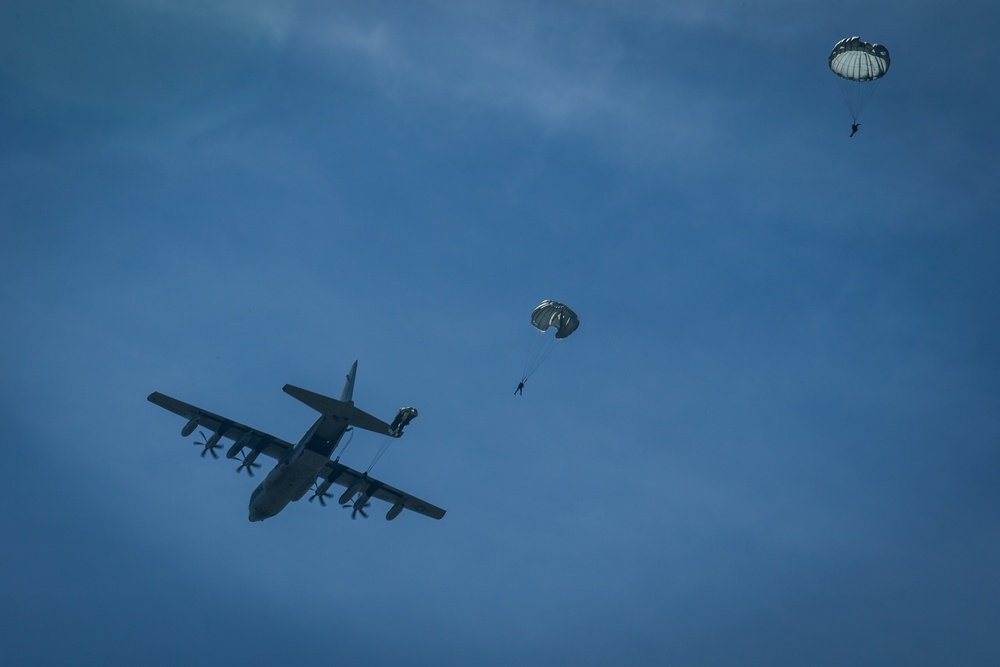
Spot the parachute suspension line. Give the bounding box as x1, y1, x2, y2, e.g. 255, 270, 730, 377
837, 78, 859, 123
837, 78, 881, 124
839, 93, 856, 122
522, 333, 560, 383
334, 427, 354, 462
365, 434, 396, 475
852, 77, 882, 122
522, 335, 538, 382
532, 336, 559, 378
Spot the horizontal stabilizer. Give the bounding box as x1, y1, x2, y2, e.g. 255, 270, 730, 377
282, 384, 393, 436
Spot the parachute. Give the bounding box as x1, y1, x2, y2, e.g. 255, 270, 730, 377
829, 36, 890, 123
531, 300, 580, 339
520, 300, 579, 386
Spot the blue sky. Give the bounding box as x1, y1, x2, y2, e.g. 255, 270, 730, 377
2, 1, 999, 664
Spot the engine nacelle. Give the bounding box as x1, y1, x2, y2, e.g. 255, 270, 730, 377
181, 418, 199, 438
315, 477, 334, 497
339, 481, 365, 506
240, 449, 261, 468
227, 433, 253, 459
386, 502, 404, 521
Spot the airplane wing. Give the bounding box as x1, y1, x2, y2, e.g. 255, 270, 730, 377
147, 391, 293, 461
319, 459, 446, 520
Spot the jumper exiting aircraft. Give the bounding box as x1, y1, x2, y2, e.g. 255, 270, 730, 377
147, 361, 445, 522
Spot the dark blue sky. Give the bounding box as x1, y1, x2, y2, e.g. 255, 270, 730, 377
3, 1, 999, 665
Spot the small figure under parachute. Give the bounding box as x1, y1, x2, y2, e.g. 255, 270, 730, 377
829, 36, 890, 136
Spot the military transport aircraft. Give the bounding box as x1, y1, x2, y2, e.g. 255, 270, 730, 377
147, 361, 446, 522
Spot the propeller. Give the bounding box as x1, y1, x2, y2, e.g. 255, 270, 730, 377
235, 451, 262, 477
309, 484, 334, 506
194, 431, 222, 459
343, 500, 371, 520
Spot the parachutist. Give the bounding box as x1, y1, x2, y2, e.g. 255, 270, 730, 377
830, 37, 890, 134
520, 300, 579, 391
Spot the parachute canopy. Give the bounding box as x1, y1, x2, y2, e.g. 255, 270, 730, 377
530, 300, 579, 339
829, 36, 890, 123
829, 37, 890, 82
520, 300, 580, 384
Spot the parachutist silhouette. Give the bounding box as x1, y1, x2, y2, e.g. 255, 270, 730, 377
830, 37, 890, 135
520, 300, 580, 393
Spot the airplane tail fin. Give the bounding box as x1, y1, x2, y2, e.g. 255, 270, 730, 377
340, 360, 359, 402
283, 361, 394, 437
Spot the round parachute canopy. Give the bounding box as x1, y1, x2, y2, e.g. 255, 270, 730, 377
829, 36, 890, 123
530, 300, 580, 339
521, 300, 580, 384
829, 37, 890, 82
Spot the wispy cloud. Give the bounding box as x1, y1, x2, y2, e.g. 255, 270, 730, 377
299, 2, 724, 164
0, 0, 295, 117
139, 0, 296, 45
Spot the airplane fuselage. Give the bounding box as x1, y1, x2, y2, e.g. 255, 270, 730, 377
248, 414, 349, 522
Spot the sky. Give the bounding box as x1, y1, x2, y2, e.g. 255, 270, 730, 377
2, 1, 999, 664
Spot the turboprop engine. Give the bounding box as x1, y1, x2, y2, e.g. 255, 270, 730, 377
338, 480, 366, 507
226, 434, 262, 476
226, 433, 253, 460
386, 502, 404, 521
181, 417, 199, 438
194, 430, 224, 459
308, 477, 335, 506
